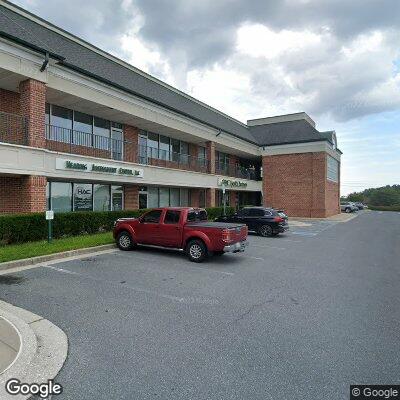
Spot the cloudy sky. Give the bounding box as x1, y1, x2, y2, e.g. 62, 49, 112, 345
14, 0, 400, 194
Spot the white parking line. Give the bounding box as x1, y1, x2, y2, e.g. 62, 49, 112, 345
242, 255, 265, 261
250, 244, 286, 250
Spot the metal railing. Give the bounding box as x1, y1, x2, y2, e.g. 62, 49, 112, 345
0, 111, 28, 145
46, 125, 128, 161
138, 145, 209, 172
215, 161, 259, 180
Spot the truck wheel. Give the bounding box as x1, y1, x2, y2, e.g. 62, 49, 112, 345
186, 239, 207, 263
258, 224, 272, 237
117, 231, 134, 250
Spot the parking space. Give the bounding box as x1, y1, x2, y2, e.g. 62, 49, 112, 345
1, 211, 399, 399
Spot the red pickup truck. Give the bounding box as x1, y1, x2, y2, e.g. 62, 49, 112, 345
113, 207, 248, 262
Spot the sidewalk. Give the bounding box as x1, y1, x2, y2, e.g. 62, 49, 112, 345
0, 301, 68, 399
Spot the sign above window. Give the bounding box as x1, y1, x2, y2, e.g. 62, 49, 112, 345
217, 178, 248, 189
56, 158, 144, 178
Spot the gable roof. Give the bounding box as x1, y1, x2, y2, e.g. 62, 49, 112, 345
0, 2, 256, 143
0, 1, 339, 151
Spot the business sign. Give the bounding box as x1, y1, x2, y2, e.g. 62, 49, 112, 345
56, 158, 144, 178
218, 178, 248, 189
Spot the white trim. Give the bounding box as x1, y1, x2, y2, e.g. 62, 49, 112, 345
260, 141, 341, 161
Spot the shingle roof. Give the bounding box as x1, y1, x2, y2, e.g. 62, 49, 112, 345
0, 3, 256, 143
249, 119, 329, 146
0, 2, 338, 150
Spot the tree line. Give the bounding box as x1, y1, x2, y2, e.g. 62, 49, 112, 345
341, 184, 400, 207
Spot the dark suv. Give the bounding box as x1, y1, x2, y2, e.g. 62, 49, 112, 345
216, 207, 289, 237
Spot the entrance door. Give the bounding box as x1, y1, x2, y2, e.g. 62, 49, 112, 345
111, 128, 123, 160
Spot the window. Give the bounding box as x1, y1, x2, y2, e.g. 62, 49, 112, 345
93, 117, 110, 150
50, 105, 72, 142
170, 188, 180, 207
142, 210, 162, 223
171, 139, 180, 162
327, 155, 339, 182
148, 187, 159, 208
180, 188, 189, 206
187, 210, 208, 222
159, 135, 170, 160
74, 111, 93, 146
147, 132, 159, 159
94, 184, 110, 211
111, 186, 124, 211
159, 187, 170, 207
198, 147, 207, 167
199, 189, 206, 208
73, 184, 93, 211
249, 208, 264, 217
238, 208, 250, 217
164, 210, 181, 224
50, 182, 72, 212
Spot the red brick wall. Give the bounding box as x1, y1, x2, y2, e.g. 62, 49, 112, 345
206, 141, 215, 174
206, 188, 216, 207
229, 190, 237, 209
262, 152, 339, 218
19, 79, 46, 148
124, 125, 139, 163
190, 189, 200, 208
0, 88, 20, 114
0, 175, 46, 214
326, 181, 340, 216
124, 185, 139, 210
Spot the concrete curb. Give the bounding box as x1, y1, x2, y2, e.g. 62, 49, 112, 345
0, 243, 116, 272
0, 301, 68, 399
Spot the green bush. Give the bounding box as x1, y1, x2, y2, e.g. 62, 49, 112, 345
0, 207, 235, 245
367, 205, 400, 212
205, 206, 235, 220
0, 210, 148, 245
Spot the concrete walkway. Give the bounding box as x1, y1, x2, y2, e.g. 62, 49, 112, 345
0, 301, 68, 399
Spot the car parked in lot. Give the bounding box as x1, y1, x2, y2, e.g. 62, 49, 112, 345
340, 202, 359, 213
113, 207, 248, 262
354, 202, 366, 210
215, 207, 289, 237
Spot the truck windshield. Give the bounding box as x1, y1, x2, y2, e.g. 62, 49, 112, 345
187, 210, 208, 221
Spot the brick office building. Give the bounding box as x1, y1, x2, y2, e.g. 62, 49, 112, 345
0, 2, 341, 218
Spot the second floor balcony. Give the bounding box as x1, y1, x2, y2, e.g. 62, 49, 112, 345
0, 116, 260, 181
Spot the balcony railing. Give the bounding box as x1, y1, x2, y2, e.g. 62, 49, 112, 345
46, 125, 128, 161
215, 161, 259, 180
138, 145, 209, 173
0, 111, 28, 145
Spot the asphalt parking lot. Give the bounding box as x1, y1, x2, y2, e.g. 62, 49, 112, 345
1, 210, 399, 399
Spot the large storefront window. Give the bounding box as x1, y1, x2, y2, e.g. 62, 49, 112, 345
94, 184, 111, 211
144, 187, 191, 208
48, 182, 124, 213
159, 187, 170, 207
50, 182, 72, 212
111, 185, 124, 211
74, 184, 93, 211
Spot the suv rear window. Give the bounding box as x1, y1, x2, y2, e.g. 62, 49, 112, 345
187, 210, 208, 222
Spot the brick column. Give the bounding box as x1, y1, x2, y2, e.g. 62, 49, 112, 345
206, 188, 216, 207
206, 141, 215, 174
19, 79, 46, 148
229, 190, 237, 209
124, 125, 139, 163
189, 143, 198, 171
190, 189, 200, 207
311, 152, 327, 218
124, 185, 139, 210
21, 176, 47, 213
